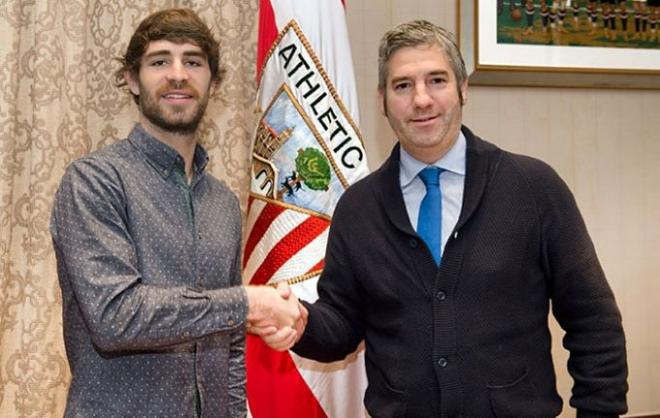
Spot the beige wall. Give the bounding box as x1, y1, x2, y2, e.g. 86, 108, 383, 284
346, 1, 660, 416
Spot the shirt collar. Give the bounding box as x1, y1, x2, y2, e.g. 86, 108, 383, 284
128, 124, 209, 179
399, 130, 467, 187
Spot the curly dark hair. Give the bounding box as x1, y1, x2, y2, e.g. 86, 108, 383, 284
115, 8, 224, 103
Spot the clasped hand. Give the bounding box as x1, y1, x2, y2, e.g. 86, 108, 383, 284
245, 282, 308, 351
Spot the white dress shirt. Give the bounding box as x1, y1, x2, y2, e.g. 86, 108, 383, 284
399, 131, 466, 255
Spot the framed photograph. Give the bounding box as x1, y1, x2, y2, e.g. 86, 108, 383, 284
457, 0, 660, 89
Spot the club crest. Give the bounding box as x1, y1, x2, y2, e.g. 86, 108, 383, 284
250, 20, 368, 218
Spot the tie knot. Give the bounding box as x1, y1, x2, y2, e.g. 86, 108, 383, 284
418, 166, 441, 188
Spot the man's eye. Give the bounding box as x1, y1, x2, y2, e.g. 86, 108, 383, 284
186, 60, 203, 67
150, 60, 166, 67
393, 82, 410, 91
430, 77, 447, 85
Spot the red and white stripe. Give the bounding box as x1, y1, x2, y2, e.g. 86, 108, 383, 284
243, 197, 329, 287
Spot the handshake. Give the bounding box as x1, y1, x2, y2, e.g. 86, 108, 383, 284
244, 282, 308, 351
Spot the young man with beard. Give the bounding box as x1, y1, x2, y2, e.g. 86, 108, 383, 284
285, 20, 628, 417
50, 8, 301, 418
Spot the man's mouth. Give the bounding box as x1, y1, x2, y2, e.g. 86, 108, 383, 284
161, 91, 195, 100
411, 115, 437, 123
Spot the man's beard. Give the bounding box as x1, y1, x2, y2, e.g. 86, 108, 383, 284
139, 81, 209, 135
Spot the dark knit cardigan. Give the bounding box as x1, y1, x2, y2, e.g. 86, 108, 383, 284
294, 126, 627, 418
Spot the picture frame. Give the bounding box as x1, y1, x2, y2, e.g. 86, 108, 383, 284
457, 0, 660, 89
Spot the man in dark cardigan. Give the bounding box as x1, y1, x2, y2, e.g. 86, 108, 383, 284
268, 20, 627, 417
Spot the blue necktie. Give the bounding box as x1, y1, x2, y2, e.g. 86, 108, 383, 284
417, 167, 443, 265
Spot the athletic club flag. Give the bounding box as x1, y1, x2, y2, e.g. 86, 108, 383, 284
244, 0, 369, 417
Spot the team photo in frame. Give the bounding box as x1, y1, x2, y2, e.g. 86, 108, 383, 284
458, 0, 660, 88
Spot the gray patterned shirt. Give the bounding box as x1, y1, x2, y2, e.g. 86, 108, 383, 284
50, 124, 248, 417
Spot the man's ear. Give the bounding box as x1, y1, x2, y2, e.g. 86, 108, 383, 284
209, 80, 218, 98
378, 88, 387, 117
125, 71, 140, 96
459, 79, 468, 106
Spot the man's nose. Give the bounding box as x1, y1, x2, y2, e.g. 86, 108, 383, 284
166, 61, 189, 83
413, 85, 433, 108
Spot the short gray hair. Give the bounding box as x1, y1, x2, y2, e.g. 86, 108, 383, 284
377, 20, 467, 94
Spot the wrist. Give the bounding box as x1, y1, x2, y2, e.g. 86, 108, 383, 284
244, 285, 262, 323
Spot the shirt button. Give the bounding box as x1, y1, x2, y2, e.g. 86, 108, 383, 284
436, 290, 446, 301
438, 357, 448, 368
409, 239, 418, 248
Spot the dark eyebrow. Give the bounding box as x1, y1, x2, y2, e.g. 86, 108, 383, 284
390, 76, 410, 85
143, 50, 207, 60
390, 70, 449, 85
428, 70, 450, 77
182, 51, 207, 59
143, 50, 172, 60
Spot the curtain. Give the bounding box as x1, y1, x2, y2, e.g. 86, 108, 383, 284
0, 1, 258, 416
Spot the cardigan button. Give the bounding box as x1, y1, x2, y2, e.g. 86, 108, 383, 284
436, 290, 446, 301
409, 239, 418, 248
437, 357, 448, 368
